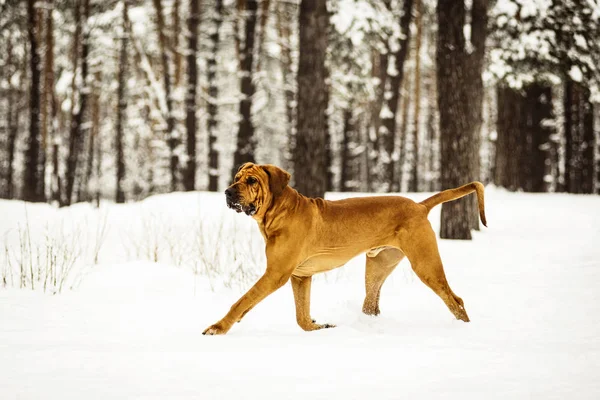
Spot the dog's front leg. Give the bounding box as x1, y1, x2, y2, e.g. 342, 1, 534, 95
202, 270, 291, 335
203, 244, 298, 335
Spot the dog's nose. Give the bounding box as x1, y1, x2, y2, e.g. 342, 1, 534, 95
225, 188, 235, 199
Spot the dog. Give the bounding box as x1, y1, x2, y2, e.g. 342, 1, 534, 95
203, 163, 486, 335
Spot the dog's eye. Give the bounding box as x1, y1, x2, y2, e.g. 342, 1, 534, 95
247, 177, 257, 185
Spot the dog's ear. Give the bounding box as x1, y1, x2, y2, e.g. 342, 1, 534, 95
237, 162, 254, 172
262, 164, 291, 197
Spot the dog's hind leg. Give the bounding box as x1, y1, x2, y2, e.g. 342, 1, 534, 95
291, 275, 335, 331
362, 248, 405, 316
402, 223, 470, 322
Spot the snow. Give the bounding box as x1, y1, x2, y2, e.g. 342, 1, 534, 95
569, 65, 583, 82
1, 189, 600, 399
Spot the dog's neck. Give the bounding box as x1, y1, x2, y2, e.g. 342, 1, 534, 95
254, 186, 304, 241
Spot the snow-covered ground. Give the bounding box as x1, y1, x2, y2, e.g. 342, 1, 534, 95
1, 189, 599, 399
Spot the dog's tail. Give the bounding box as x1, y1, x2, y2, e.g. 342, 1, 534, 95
419, 182, 487, 227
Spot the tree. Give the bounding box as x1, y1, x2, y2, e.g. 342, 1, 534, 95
207, 0, 223, 192
380, 0, 414, 192
232, 0, 258, 177
183, 0, 200, 192
489, 0, 600, 194
294, 0, 329, 198
23, 0, 44, 202
64, 0, 92, 206
172, 0, 182, 86
276, 0, 297, 174
564, 80, 595, 193
397, 75, 411, 190
42, 0, 60, 204
86, 70, 102, 205
437, 0, 489, 240
408, 0, 422, 192
115, 0, 129, 203
152, 0, 179, 192
495, 83, 554, 192
1, 30, 20, 200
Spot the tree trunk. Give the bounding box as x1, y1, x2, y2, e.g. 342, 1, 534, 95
64, 0, 90, 206
23, 0, 44, 202
183, 0, 200, 191
172, 0, 182, 86
152, 0, 179, 192
438, 0, 488, 240
232, 0, 258, 176
564, 79, 595, 194
294, 0, 329, 198
380, 0, 414, 192
276, 0, 296, 173
369, 0, 391, 192
340, 107, 353, 192
39, 2, 55, 201
207, 0, 223, 192
409, 0, 422, 192
255, 0, 271, 73
495, 86, 518, 190
494, 83, 554, 193
44, 1, 56, 203
4, 91, 19, 200
115, 0, 128, 203
581, 87, 594, 194
397, 77, 411, 191
2, 36, 18, 200
4, 93, 19, 200
467, 0, 488, 231
370, 48, 389, 185
324, 69, 333, 191
83, 73, 98, 203
525, 83, 553, 193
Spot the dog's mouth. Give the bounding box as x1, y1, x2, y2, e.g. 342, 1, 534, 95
244, 204, 257, 216
226, 198, 256, 216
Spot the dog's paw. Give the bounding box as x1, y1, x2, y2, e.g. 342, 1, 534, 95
202, 322, 229, 335
311, 322, 336, 330
299, 319, 336, 331
319, 323, 336, 329
362, 302, 381, 316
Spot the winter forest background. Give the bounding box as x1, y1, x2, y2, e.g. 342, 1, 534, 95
1, 0, 599, 240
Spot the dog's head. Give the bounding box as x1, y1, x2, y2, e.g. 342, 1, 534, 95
225, 163, 291, 217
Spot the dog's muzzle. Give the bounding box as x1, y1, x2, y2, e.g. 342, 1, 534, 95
225, 188, 256, 216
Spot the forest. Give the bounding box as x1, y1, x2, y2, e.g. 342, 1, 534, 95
0, 0, 599, 240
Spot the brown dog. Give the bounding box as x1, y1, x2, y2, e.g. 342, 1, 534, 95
203, 163, 486, 335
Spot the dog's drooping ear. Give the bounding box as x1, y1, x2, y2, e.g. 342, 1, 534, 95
262, 164, 291, 197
